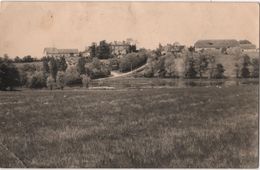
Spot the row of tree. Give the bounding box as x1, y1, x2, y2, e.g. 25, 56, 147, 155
142, 50, 259, 79
15, 55, 41, 63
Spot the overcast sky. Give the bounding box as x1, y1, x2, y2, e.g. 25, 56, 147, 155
0, 2, 259, 58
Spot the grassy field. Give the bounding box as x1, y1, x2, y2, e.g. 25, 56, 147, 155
0, 85, 258, 168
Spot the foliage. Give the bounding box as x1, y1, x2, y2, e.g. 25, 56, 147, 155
64, 66, 81, 85
21, 64, 37, 73
212, 64, 225, 79
81, 74, 91, 88
251, 58, 259, 78
109, 58, 119, 70
0, 58, 20, 90
119, 52, 148, 72
46, 75, 55, 90
48, 58, 58, 80
196, 54, 209, 78
85, 58, 111, 79
89, 43, 97, 58
96, 40, 111, 59
56, 71, 65, 89
57, 56, 68, 71
77, 57, 87, 75
42, 59, 50, 74
240, 54, 251, 78
26, 71, 47, 88
185, 57, 197, 78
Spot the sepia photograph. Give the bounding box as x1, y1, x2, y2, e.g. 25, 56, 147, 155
0, 2, 259, 168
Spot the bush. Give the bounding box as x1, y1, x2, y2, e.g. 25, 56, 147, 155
0, 60, 20, 90
64, 66, 81, 85
251, 58, 259, 78
81, 74, 91, 88
85, 58, 111, 79
27, 71, 47, 88
119, 52, 148, 72
46, 75, 55, 90
212, 64, 225, 79
56, 71, 65, 89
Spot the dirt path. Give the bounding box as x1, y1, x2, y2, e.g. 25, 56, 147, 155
100, 63, 148, 80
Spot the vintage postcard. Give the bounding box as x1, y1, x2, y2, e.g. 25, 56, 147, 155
0, 2, 259, 168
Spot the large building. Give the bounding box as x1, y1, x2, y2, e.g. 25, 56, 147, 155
239, 40, 257, 52
109, 41, 136, 57
161, 42, 185, 55
194, 39, 257, 52
194, 39, 240, 51
43, 48, 79, 58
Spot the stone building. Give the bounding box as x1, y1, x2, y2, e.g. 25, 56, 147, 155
43, 48, 79, 58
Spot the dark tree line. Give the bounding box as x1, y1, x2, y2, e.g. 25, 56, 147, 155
0, 57, 20, 90
14, 55, 40, 63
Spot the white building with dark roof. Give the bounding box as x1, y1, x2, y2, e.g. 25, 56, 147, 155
194, 39, 240, 51
43, 48, 79, 58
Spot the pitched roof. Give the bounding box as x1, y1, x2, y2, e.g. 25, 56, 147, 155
240, 44, 256, 49
239, 40, 252, 44
58, 49, 79, 54
43, 48, 79, 54
43, 48, 59, 54
194, 39, 240, 48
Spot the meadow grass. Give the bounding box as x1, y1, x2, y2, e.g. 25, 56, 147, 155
0, 85, 258, 168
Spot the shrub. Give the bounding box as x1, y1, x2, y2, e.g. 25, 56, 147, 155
77, 57, 88, 75
85, 58, 111, 79
81, 74, 91, 88
0, 60, 20, 90
21, 64, 37, 73
64, 66, 81, 85
119, 52, 148, 72
251, 58, 259, 78
46, 75, 55, 90
27, 71, 47, 88
212, 64, 225, 79
185, 57, 197, 78
56, 71, 65, 89
109, 58, 119, 70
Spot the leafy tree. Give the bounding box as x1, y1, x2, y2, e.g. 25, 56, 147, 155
14, 56, 22, 63
240, 54, 251, 78
241, 66, 250, 78
185, 57, 197, 78
56, 71, 65, 90
42, 59, 50, 74
164, 54, 176, 77
234, 63, 240, 78
188, 46, 195, 52
22, 55, 34, 62
212, 64, 225, 79
77, 57, 87, 75
46, 75, 55, 90
89, 43, 97, 58
0, 59, 20, 90
57, 56, 67, 71
85, 58, 111, 79
21, 64, 37, 73
118, 52, 148, 72
197, 54, 209, 78
97, 40, 111, 59
81, 74, 91, 88
251, 58, 259, 78
64, 66, 81, 85
48, 58, 58, 80
27, 71, 46, 88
